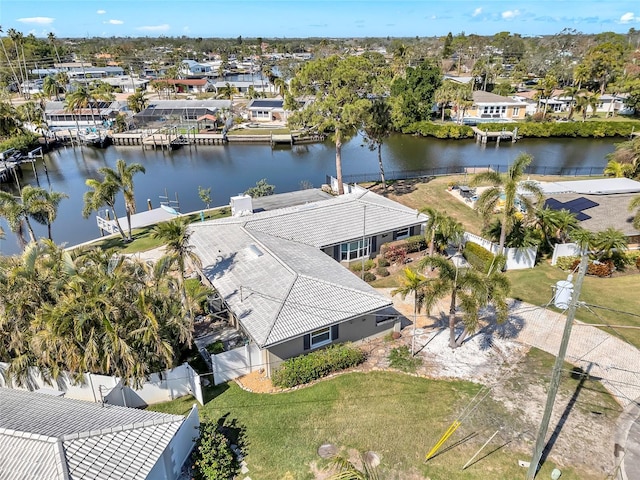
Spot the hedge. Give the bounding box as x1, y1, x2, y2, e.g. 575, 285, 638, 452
271, 343, 366, 388
403, 120, 638, 139
406, 235, 427, 253
0, 133, 39, 153
463, 242, 496, 274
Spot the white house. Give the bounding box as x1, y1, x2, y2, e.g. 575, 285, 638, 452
180, 59, 212, 77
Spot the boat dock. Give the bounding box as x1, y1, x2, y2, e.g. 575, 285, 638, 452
111, 131, 227, 148
471, 126, 518, 145
0, 147, 42, 184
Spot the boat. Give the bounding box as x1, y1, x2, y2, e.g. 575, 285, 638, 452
79, 129, 111, 148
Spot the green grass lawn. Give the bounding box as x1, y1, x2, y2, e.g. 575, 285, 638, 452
150, 370, 604, 480
507, 261, 640, 348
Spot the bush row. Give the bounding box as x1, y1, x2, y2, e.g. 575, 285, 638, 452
0, 133, 39, 153
404, 122, 474, 139
463, 242, 497, 274
271, 343, 366, 388
403, 120, 637, 139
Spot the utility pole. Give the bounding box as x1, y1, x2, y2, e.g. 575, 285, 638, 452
526, 251, 589, 479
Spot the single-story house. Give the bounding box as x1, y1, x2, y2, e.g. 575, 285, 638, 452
0, 387, 199, 480
464, 91, 527, 122
212, 80, 269, 94
151, 78, 213, 94
189, 188, 427, 375
537, 178, 640, 244
134, 99, 232, 124
246, 98, 289, 122
71, 75, 149, 93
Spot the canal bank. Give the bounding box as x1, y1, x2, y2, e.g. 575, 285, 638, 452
0, 134, 619, 256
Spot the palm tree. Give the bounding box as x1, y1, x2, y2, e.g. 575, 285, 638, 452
0, 26, 21, 98
471, 153, 543, 254
421, 207, 464, 257
534, 207, 578, 250
0, 192, 29, 249
561, 85, 580, 119
592, 227, 628, 262
82, 177, 128, 240
25, 188, 68, 241
604, 160, 634, 178
217, 82, 238, 100
152, 217, 202, 323
126, 88, 148, 114
42, 75, 60, 100
416, 255, 510, 348
66, 83, 97, 127
326, 450, 380, 480
54, 71, 69, 97
47, 32, 61, 64
99, 159, 146, 240
362, 98, 393, 191
7, 29, 26, 98
434, 81, 456, 121
392, 268, 432, 355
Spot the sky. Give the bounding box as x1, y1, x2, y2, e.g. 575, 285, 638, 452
1, 0, 639, 39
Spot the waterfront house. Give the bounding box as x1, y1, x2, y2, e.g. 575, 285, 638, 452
189, 188, 427, 377
44, 100, 125, 129
464, 91, 527, 123
246, 98, 289, 122
0, 387, 198, 480
134, 99, 232, 125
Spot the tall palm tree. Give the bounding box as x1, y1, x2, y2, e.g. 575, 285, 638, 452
25, 188, 68, 241
471, 153, 543, 254
434, 81, 456, 121
152, 217, 202, 323
99, 159, 146, 240
0, 185, 58, 246
47, 32, 61, 64
7, 29, 26, 98
362, 98, 393, 190
392, 268, 433, 355
416, 255, 510, 348
82, 177, 127, 240
66, 83, 97, 127
42, 75, 59, 100
561, 85, 580, 120
0, 26, 22, 96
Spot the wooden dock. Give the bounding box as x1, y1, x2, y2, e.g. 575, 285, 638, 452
111, 131, 227, 147
471, 126, 518, 145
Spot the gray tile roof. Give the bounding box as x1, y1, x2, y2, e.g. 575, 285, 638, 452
0, 388, 185, 480
190, 190, 423, 347
472, 90, 522, 105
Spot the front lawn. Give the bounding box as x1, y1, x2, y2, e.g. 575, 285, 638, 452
150, 371, 599, 479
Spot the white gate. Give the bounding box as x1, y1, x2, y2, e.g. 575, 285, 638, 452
212, 343, 262, 385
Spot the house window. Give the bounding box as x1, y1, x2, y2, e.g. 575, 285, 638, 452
340, 238, 370, 261
513, 107, 520, 116
395, 228, 410, 240
311, 327, 331, 348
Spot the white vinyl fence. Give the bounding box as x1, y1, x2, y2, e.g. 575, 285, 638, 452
212, 343, 262, 385
0, 362, 203, 406
551, 242, 581, 266
463, 232, 537, 270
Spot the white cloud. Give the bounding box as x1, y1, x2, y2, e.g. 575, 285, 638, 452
104, 19, 124, 25
96, 9, 106, 14
472, 7, 482, 17
136, 24, 170, 32
502, 9, 521, 20
17, 17, 54, 25
620, 12, 637, 24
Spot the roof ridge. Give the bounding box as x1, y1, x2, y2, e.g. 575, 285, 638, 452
60, 415, 184, 442
296, 273, 391, 302
0, 426, 58, 443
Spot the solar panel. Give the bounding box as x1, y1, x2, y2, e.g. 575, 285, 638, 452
574, 212, 592, 221
544, 196, 599, 221
544, 198, 564, 210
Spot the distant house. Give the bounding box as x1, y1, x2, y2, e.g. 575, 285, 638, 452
152, 78, 212, 94
189, 188, 427, 376
44, 100, 125, 129
246, 98, 289, 122
180, 59, 213, 78
212, 80, 269, 95
72, 75, 149, 93
464, 91, 527, 123
0, 387, 199, 480
134, 99, 232, 124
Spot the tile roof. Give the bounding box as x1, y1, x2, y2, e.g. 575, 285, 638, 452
190, 190, 424, 347
473, 90, 522, 105
0, 388, 185, 480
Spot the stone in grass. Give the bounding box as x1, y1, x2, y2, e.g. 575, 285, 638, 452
317, 443, 338, 459
241, 464, 250, 474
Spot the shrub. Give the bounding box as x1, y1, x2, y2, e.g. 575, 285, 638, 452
463, 242, 497, 274
384, 245, 407, 263
555, 256, 580, 271
388, 346, 422, 373
406, 235, 427, 253
376, 266, 390, 277
206, 340, 225, 355
0, 133, 39, 153
569, 258, 616, 277
272, 344, 366, 388
351, 263, 363, 272
192, 422, 238, 480
377, 257, 390, 267
363, 272, 376, 282
364, 259, 376, 271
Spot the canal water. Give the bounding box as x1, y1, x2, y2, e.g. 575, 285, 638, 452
0, 133, 619, 256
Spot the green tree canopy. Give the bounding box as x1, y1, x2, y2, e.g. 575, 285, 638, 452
390, 60, 442, 129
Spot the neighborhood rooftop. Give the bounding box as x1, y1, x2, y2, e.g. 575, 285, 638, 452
0, 387, 186, 480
